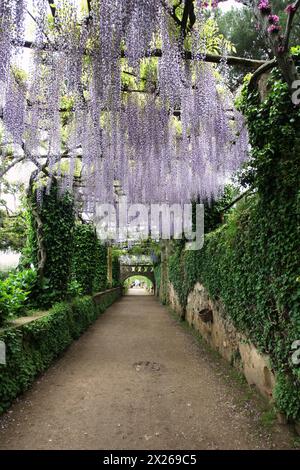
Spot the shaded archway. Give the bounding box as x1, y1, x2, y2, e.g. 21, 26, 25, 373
123, 275, 154, 295
120, 264, 155, 289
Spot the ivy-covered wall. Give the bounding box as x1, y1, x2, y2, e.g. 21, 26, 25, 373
154, 265, 161, 295
93, 241, 108, 292
24, 184, 75, 307
22, 185, 109, 309
72, 224, 107, 295
168, 71, 300, 421
112, 252, 121, 287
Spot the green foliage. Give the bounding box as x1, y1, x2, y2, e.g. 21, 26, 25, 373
238, 71, 300, 193
0, 270, 16, 281
154, 264, 161, 291
124, 275, 152, 290
23, 185, 108, 305
168, 72, 300, 420
93, 239, 108, 292
0, 289, 121, 413
11, 65, 28, 85
291, 45, 300, 55
127, 239, 161, 261
0, 183, 27, 252
168, 240, 188, 306
202, 185, 239, 234
216, 2, 300, 86
197, 17, 236, 55
0, 209, 27, 252
112, 249, 121, 287
72, 224, 107, 295
274, 373, 300, 421
216, 7, 268, 61
25, 184, 75, 307
0, 269, 37, 325
67, 278, 83, 297
60, 94, 75, 126
217, 2, 300, 59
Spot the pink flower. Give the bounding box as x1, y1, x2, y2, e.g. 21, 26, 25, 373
268, 14, 280, 24
267, 24, 281, 34
258, 0, 271, 14
200, 0, 218, 7
285, 4, 297, 13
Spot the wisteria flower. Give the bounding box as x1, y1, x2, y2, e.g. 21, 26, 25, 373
0, 0, 250, 208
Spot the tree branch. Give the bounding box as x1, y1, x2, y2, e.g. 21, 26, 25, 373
160, 0, 182, 27
18, 39, 266, 68
26, 9, 53, 47
253, 2, 299, 88
284, 0, 300, 51
143, 48, 266, 68
85, 0, 93, 26
47, 0, 56, 18
181, 0, 194, 38
0, 200, 14, 215
222, 189, 253, 212
248, 57, 277, 90
0, 156, 26, 178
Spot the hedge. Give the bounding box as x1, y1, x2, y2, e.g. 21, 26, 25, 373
0, 288, 121, 414
72, 224, 107, 295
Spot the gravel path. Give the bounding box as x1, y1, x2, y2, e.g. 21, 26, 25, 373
0, 292, 296, 450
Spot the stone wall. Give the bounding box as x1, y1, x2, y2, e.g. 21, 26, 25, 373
169, 281, 275, 401
168, 282, 184, 319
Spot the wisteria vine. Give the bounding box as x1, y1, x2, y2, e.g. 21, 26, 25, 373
0, 0, 249, 212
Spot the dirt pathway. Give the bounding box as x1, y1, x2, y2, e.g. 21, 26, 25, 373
0, 293, 296, 450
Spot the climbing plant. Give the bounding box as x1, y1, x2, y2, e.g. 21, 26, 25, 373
93, 240, 108, 293
72, 224, 97, 295
72, 223, 107, 295
168, 66, 300, 421
112, 250, 121, 288
25, 183, 75, 307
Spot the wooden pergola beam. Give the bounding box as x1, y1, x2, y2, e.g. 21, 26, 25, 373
20, 40, 267, 69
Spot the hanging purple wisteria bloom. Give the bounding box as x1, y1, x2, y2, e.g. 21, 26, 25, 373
0, 0, 249, 212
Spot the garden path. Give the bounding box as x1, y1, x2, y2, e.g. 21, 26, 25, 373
0, 293, 296, 449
